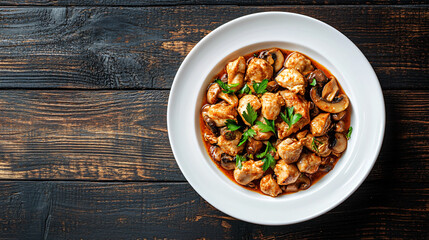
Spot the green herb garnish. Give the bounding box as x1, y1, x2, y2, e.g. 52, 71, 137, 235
215, 79, 239, 94
311, 138, 319, 153
238, 128, 256, 147
252, 79, 269, 94
236, 154, 247, 170
238, 84, 252, 95
253, 53, 257, 57
242, 103, 258, 126
225, 119, 241, 131
280, 106, 302, 130
261, 153, 276, 171
257, 142, 276, 159
310, 78, 317, 86
346, 126, 353, 139
256, 117, 276, 136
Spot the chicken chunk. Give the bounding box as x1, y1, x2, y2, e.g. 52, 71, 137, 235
245, 58, 273, 84
238, 95, 261, 126
227, 56, 246, 91
274, 160, 300, 185
251, 115, 274, 140
204, 102, 237, 127
276, 90, 310, 139
310, 113, 332, 137
260, 92, 283, 120
275, 68, 306, 95
233, 160, 264, 185
285, 52, 314, 74
297, 152, 321, 174
260, 174, 282, 197
217, 129, 245, 156
277, 138, 303, 163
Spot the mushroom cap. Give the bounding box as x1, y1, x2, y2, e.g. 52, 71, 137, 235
310, 87, 350, 113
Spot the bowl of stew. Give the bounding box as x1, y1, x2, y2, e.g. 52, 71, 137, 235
167, 12, 385, 225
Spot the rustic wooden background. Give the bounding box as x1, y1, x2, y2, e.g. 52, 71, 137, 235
0, 0, 427, 239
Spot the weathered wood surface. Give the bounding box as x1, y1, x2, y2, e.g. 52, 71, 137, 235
0, 0, 427, 6
0, 181, 426, 239
0, 90, 427, 182
0, 6, 427, 89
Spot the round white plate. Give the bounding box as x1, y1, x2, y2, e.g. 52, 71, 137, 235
167, 12, 385, 225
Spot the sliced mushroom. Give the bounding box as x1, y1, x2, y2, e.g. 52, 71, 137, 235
319, 157, 335, 172
207, 83, 221, 104
322, 77, 339, 102
210, 145, 223, 162
284, 174, 311, 192
335, 120, 346, 133
266, 48, 285, 73
332, 111, 347, 121
306, 69, 328, 86
203, 115, 219, 137
331, 133, 348, 154
221, 153, 236, 170
310, 113, 332, 137
266, 80, 280, 92
310, 87, 350, 113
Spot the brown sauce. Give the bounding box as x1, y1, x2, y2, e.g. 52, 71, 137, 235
200, 48, 351, 196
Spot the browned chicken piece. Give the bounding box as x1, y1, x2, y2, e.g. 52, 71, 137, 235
238, 95, 261, 126
277, 138, 303, 163
274, 160, 300, 185
310, 113, 332, 137
203, 102, 237, 127
217, 128, 245, 156
251, 115, 274, 140
285, 52, 314, 75
297, 152, 321, 174
260, 92, 283, 120
245, 58, 273, 84
233, 160, 264, 185
301, 133, 332, 157
227, 56, 246, 92
218, 92, 239, 107
260, 174, 282, 197
276, 90, 310, 139
275, 68, 306, 95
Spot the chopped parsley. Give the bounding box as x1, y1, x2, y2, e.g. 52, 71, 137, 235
238, 128, 256, 147
346, 126, 353, 139
215, 79, 239, 94
310, 78, 317, 86
252, 79, 269, 94
225, 119, 241, 131
236, 154, 247, 170
280, 106, 302, 130
242, 103, 258, 126
256, 117, 276, 136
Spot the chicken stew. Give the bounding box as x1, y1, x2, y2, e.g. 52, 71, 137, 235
200, 48, 352, 197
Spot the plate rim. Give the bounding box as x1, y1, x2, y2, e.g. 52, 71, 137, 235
167, 11, 385, 225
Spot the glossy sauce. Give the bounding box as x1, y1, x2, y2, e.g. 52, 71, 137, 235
200, 49, 351, 196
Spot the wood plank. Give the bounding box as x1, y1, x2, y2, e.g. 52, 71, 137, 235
0, 6, 427, 89
0, 0, 427, 6
0, 90, 184, 181
0, 90, 427, 182
0, 181, 426, 239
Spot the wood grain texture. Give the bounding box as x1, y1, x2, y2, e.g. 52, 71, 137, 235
0, 181, 426, 239
0, 6, 427, 89
0, 90, 427, 182
0, 0, 427, 6
0, 90, 184, 181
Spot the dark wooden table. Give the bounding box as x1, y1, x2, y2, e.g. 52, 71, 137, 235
0, 1, 427, 239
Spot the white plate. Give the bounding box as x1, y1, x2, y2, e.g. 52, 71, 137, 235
167, 12, 385, 225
